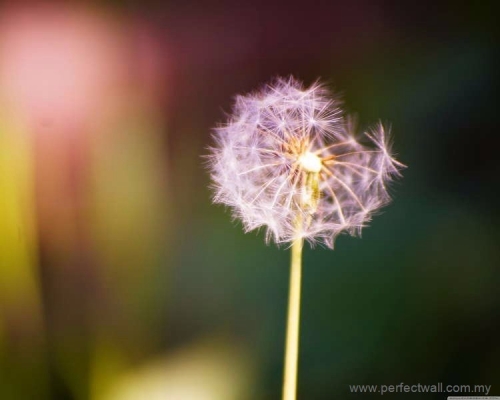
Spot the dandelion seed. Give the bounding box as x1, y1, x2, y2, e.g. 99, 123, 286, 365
207, 76, 404, 248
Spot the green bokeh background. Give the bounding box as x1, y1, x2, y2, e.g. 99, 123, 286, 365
0, 1, 498, 399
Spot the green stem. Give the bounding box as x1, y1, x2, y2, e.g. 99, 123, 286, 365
282, 234, 303, 400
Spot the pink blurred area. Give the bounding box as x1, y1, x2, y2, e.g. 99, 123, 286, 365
0, 3, 167, 124
0, 3, 168, 253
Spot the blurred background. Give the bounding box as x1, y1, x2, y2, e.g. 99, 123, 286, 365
0, 1, 498, 399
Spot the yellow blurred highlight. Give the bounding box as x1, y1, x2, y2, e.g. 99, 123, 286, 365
90, 110, 169, 285
90, 336, 131, 400
0, 114, 41, 325
98, 338, 255, 400
0, 112, 48, 397
89, 99, 170, 351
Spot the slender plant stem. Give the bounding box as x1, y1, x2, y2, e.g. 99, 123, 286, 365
282, 233, 304, 400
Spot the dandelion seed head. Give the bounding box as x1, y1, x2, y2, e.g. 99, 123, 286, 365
207, 76, 405, 248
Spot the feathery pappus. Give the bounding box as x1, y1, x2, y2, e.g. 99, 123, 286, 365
207, 76, 405, 248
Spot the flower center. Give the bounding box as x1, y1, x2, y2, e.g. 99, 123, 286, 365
298, 151, 322, 173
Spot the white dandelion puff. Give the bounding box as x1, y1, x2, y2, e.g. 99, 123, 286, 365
207, 76, 405, 248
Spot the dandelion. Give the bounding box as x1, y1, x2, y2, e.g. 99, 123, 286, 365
207, 76, 404, 400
